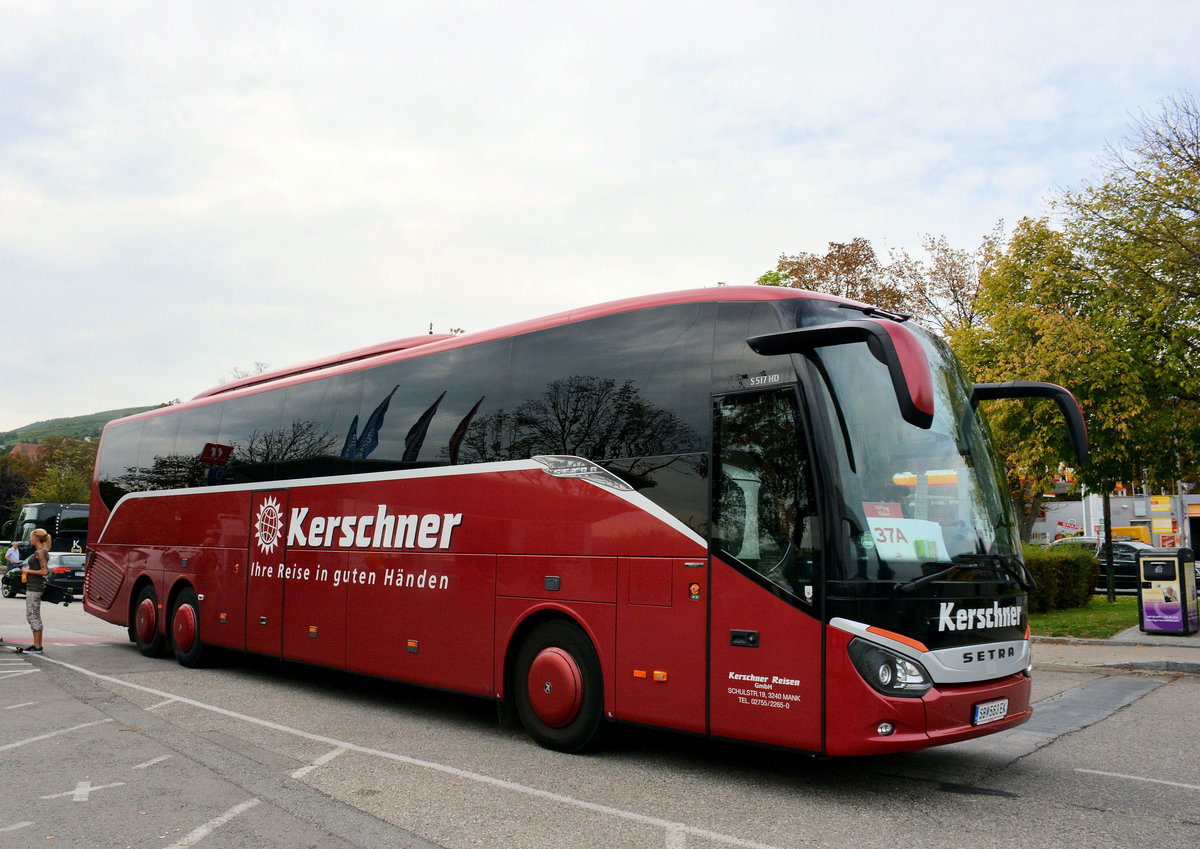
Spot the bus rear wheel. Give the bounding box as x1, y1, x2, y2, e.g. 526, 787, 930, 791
170, 587, 205, 668
514, 620, 606, 753
133, 585, 167, 657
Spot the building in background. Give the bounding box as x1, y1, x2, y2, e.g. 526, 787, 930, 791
1031, 492, 1198, 550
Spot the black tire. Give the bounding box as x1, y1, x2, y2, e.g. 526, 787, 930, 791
2, 579, 16, 599
133, 584, 168, 658
170, 587, 205, 668
513, 620, 606, 753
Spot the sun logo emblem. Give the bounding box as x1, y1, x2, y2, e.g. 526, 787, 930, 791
254, 496, 284, 555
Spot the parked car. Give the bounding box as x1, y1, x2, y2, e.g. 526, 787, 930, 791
1047, 535, 1100, 555
1098, 541, 1153, 593
1, 552, 86, 601
1047, 536, 1152, 594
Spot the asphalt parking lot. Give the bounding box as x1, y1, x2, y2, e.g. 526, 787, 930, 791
3, 601, 1198, 849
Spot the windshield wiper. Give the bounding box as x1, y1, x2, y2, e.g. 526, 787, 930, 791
896, 563, 963, 594
896, 554, 1035, 594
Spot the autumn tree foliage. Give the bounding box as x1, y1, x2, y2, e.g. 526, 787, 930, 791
886, 224, 1005, 340
757, 237, 909, 314
757, 230, 1000, 340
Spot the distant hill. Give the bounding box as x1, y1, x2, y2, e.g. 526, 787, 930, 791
1, 406, 158, 446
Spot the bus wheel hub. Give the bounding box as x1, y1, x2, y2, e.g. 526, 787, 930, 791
173, 604, 196, 653
135, 597, 157, 643
527, 647, 582, 728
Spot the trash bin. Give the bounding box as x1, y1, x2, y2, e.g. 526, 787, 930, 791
1136, 548, 1198, 635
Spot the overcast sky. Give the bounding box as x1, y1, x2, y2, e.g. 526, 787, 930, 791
2, 1, 1198, 433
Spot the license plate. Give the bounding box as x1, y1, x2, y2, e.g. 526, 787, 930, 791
75, 570, 85, 576
972, 698, 1009, 726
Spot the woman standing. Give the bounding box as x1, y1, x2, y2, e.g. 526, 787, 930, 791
21, 528, 50, 654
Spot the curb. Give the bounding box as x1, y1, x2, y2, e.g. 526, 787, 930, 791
1034, 659, 1200, 675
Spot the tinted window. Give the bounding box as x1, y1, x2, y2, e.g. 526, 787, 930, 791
173, 402, 225, 489
353, 339, 511, 471
713, 388, 819, 604
132, 412, 183, 491
273, 376, 345, 481
94, 301, 742, 497
138, 413, 180, 469
322, 371, 366, 476
606, 453, 709, 539
96, 419, 145, 509
489, 303, 714, 462
219, 389, 285, 485
712, 300, 791, 394
58, 514, 88, 532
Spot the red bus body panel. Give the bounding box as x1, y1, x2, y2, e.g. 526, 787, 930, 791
823, 626, 1032, 756
88, 463, 708, 713
708, 560, 823, 752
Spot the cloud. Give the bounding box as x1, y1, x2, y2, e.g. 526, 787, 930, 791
1, 1, 1198, 430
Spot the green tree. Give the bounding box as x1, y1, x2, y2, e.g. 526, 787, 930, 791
963, 93, 1199, 589
1057, 92, 1200, 492
0, 464, 30, 533
27, 464, 91, 504
964, 217, 1121, 540
36, 437, 99, 484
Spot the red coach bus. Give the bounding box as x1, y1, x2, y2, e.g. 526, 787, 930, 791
84, 286, 1086, 756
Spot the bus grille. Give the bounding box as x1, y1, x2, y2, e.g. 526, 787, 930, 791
84, 557, 125, 611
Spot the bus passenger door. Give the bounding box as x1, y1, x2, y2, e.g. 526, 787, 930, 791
245, 490, 288, 658
707, 389, 824, 752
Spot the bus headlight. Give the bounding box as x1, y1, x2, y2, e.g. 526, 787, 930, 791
848, 638, 931, 698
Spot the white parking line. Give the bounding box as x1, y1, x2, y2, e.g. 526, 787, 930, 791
0, 719, 113, 753
4, 701, 37, 710
163, 798, 261, 849
1076, 768, 1200, 792
291, 745, 347, 779
44, 656, 786, 849
133, 755, 172, 770
42, 780, 126, 801
0, 821, 34, 832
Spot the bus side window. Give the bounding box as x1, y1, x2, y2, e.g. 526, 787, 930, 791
713, 389, 819, 602
96, 419, 145, 509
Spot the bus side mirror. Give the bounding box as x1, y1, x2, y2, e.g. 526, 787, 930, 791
968, 381, 1089, 465
747, 320, 935, 430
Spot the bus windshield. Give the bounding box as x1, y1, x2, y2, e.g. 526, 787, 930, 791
812, 324, 1020, 585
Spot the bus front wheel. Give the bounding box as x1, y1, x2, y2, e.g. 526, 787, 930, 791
133, 585, 168, 658
170, 587, 205, 668
514, 620, 606, 753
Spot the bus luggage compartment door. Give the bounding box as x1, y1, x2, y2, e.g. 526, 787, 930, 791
245, 490, 288, 658
614, 557, 707, 732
